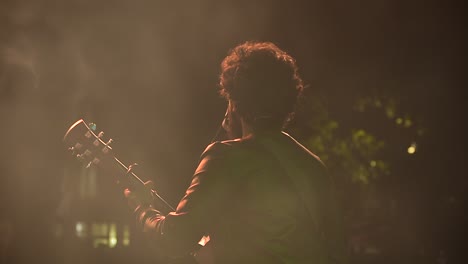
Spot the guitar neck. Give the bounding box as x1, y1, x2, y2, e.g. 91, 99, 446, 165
111, 156, 176, 212
114, 157, 175, 211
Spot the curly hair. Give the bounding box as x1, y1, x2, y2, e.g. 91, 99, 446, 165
219, 41, 304, 129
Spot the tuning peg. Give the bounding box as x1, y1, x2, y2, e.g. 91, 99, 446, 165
88, 123, 97, 131
101, 139, 113, 154
68, 147, 75, 155
98, 131, 104, 138
76, 154, 85, 161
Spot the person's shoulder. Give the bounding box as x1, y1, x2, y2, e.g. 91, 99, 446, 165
281, 131, 326, 168
200, 138, 243, 159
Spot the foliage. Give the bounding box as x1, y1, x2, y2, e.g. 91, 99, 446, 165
288, 94, 425, 259
292, 95, 422, 187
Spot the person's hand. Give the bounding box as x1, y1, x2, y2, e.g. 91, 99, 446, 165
124, 180, 155, 211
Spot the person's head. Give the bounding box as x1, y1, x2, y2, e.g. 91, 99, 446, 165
219, 41, 304, 135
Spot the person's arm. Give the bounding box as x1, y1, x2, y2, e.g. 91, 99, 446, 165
126, 142, 234, 255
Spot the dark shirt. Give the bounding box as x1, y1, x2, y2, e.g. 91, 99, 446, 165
134, 131, 346, 264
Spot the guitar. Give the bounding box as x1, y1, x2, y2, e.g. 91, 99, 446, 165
63, 119, 213, 264
63, 119, 175, 211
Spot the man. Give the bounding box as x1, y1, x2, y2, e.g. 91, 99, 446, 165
125, 41, 347, 263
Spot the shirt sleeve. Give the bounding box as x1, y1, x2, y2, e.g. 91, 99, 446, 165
133, 141, 235, 256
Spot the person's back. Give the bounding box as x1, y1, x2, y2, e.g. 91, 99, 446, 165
197, 131, 342, 264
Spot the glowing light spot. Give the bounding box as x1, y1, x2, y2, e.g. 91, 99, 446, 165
374, 100, 382, 108
123, 225, 130, 246
75, 222, 87, 238
386, 107, 395, 118
109, 223, 117, 248
396, 118, 403, 125
109, 237, 117, 247
404, 119, 412, 128
407, 143, 417, 154
198, 235, 211, 247
370, 160, 377, 167
76, 222, 83, 232
417, 129, 424, 136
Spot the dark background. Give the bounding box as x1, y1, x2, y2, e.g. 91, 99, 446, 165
0, 0, 465, 263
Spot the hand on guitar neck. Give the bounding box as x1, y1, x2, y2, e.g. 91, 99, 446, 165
124, 180, 156, 211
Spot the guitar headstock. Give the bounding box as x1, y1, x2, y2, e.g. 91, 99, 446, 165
63, 119, 114, 167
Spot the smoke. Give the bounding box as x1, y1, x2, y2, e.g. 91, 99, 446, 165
0, 0, 274, 262
2, 0, 462, 263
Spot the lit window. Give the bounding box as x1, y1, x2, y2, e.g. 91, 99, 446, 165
93, 238, 108, 248
87, 222, 131, 248
92, 222, 109, 248
92, 222, 108, 237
